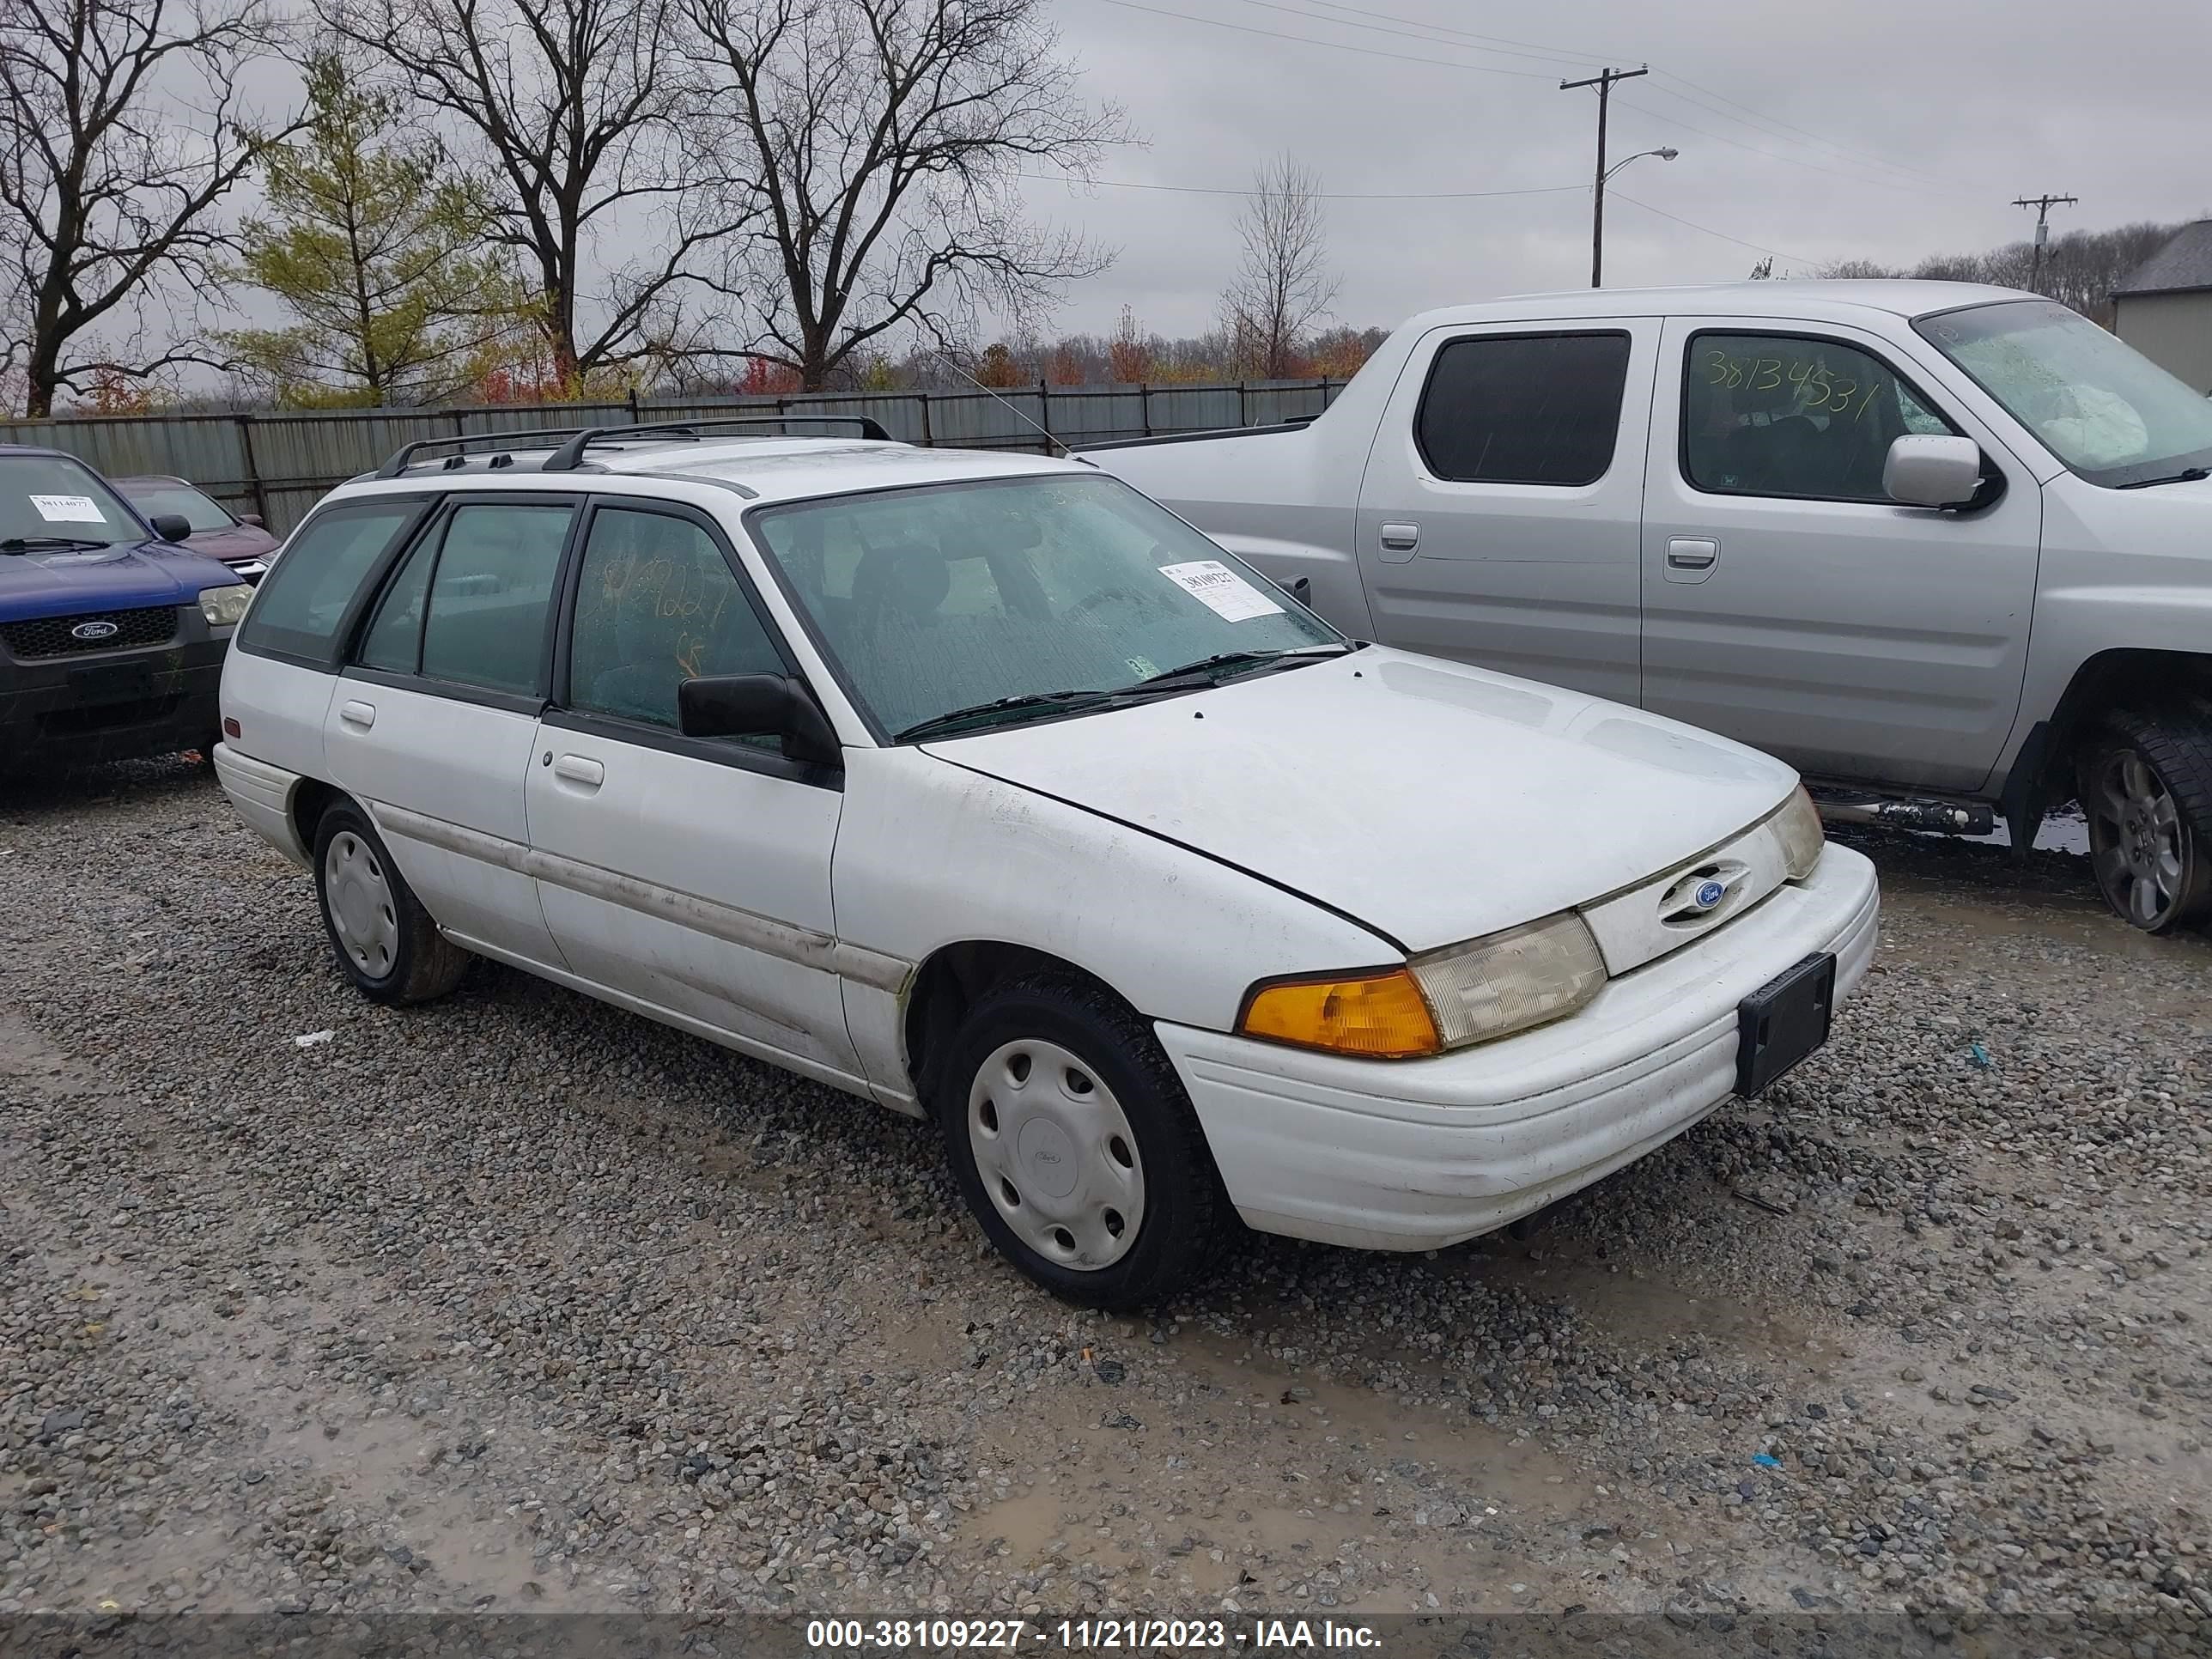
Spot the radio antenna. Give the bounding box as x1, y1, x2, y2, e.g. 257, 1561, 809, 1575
934, 349, 1070, 457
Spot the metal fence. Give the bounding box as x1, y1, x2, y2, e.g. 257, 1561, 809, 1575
0, 378, 1349, 535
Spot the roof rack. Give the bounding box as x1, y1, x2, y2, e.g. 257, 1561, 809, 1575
539, 414, 893, 472
373, 426, 591, 479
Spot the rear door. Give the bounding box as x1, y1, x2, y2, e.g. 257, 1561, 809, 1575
1351, 319, 1661, 703
523, 499, 862, 1084
324, 493, 580, 967
1638, 318, 2041, 793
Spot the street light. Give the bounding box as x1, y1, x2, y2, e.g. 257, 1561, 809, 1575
1592, 147, 1677, 288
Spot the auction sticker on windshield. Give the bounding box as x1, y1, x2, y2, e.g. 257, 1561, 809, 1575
1158, 559, 1282, 622
30, 494, 106, 523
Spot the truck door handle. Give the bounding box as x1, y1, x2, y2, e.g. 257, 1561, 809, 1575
338, 700, 375, 729
552, 754, 605, 790
1666, 538, 1718, 570
1379, 522, 1421, 552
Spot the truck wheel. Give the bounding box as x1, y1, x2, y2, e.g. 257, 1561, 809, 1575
312, 799, 472, 1003
2076, 706, 2212, 933
935, 972, 1224, 1310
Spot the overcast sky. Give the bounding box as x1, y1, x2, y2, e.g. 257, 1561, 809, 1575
1019, 0, 2212, 339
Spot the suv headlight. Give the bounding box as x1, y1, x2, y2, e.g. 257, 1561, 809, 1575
1775, 784, 1824, 880
198, 584, 252, 629
1237, 911, 1607, 1060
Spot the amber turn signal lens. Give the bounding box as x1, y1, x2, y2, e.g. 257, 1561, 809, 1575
1238, 968, 1442, 1059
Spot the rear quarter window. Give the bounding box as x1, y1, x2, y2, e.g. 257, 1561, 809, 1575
236, 499, 426, 664
1414, 331, 1632, 486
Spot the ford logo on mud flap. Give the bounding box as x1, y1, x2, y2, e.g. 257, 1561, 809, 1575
70, 619, 120, 641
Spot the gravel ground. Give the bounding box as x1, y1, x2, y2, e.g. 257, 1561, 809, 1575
1, 762, 2209, 1639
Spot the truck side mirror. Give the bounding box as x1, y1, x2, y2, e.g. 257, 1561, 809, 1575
1884, 434, 1983, 508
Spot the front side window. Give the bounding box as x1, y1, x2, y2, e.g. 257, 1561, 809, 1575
566, 507, 786, 738
1916, 299, 2212, 488
750, 474, 1343, 740
1683, 332, 1959, 502
1415, 331, 1631, 486
0, 453, 155, 549
238, 499, 422, 661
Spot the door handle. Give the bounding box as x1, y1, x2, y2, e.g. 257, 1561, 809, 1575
552, 754, 605, 788
338, 700, 375, 729
1666, 538, 1718, 570
1378, 522, 1421, 552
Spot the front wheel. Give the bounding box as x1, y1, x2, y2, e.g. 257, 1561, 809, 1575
2077, 706, 2212, 933
936, 974, 1224, 1309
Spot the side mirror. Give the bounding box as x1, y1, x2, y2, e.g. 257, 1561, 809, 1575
149, 513, 193, 544
677, 673, 841, 766
1884, 434, 1984, 508
238, 512, 264, 527
1288, 575, 1313, 607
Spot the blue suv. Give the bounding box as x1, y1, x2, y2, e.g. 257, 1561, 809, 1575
0, 445, 251, 771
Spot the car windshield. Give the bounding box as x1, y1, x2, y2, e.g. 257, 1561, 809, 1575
749, 472, 1345, 739
123, 481, 234, 532
1915, 300, 2212, 487
0, 454, 145, 547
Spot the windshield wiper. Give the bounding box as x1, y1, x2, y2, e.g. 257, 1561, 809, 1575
1135, 642, 1352, 689
896, 689, 1129, 743
0, 534, 111, 554
2116, 465, 2212, 489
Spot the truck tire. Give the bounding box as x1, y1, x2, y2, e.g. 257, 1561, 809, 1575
2076, 703, 2212, 933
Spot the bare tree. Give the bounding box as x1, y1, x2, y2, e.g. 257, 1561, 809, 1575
1821, 220, 2189, 328
319, 0, 745, 388
1220, 153, 1337, 380
0, 0, 296, 416
687, 0, 1129, 392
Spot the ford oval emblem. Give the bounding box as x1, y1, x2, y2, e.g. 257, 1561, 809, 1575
71, 619, 120, 641
1693, 879, 1727, 910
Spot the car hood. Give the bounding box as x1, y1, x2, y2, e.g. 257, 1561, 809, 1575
0, 540, 240, 623
921, 647, 1798, 952
185, 523, 281, 563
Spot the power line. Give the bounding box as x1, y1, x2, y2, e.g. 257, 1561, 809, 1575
1084, 0, 1559, 76
1645, 72, 1963, 191
2013, 193, 2079, 292
1020, 172, 1586, 201
1215, 0, 1581, 71
1607, 191, 1819, 269
1612, 99, 1972, 199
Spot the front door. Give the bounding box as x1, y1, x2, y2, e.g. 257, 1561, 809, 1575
324, 494, 579, 967
524, 500, 863, 1084
1352, 319, 1662, 704
1638, 318, 2042, 793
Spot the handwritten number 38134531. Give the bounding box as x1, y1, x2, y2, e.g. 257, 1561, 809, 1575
1704, 349, 1885, 421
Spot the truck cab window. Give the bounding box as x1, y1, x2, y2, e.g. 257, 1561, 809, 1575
1414, 331, 1631, 486
1683, 332, 1959, 502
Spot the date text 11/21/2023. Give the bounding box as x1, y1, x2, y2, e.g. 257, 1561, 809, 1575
803, 1619, 1384, 1650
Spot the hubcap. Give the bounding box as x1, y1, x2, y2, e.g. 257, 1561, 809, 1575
968, 1038, 1146, 1271
2088, 750, 2186, 927
325, 830, 399, 977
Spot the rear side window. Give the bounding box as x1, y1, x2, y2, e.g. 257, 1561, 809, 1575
1414, 332, 1631, 486
1682, 331, 1960, 502
238, 501, 422, 662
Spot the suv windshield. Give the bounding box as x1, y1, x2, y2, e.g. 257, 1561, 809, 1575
122, 481, 234, 533
1915, 300, 2212, 488
0, 453, 146, 548
749, 473, 1344, 739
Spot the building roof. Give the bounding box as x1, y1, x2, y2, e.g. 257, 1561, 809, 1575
2115, 221, 2212, 297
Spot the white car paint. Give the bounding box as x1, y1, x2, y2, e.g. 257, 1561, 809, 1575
215, 435, 1880, 1260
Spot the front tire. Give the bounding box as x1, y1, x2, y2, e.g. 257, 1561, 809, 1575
2077, 704, 2212, 933
935, 973, 1224, 1309
312, 799, 472, 1003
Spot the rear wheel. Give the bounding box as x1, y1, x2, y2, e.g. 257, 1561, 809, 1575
2077, 705, 2212, 933
936, 973, 1223, 1309
312, 799, 472, 1003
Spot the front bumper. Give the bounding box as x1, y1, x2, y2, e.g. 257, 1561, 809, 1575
0, 612, 228, 769
1156, 843, 1880, 1252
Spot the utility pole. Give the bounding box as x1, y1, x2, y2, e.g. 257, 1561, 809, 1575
1562, 64, 1648, 289
2012, 193, 2078, 294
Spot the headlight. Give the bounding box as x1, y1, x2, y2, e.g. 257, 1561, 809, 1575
198, 584, 252, 629
1774, 784, 1824, 880
1237, 911, 1607, 1060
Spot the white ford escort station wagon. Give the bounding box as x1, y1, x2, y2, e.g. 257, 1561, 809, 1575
213, 419, 1880, 1307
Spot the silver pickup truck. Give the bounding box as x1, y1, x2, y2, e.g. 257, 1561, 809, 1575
1084, 279, 2212, 933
